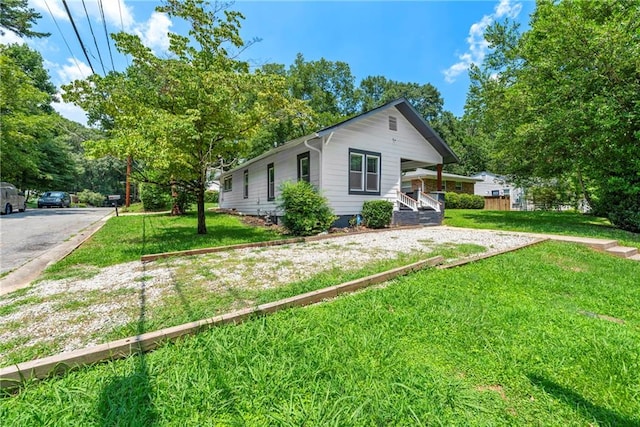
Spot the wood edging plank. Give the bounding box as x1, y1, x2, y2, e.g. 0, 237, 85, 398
1, 255, 442, 391
437, 238, 548, 269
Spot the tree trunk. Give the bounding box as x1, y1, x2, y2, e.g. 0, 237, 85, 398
197, 180, 207, 234
576, 167, 592, 209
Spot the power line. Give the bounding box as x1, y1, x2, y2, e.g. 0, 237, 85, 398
97, 0, 115, 72
81, 0, 106, 75
61, 0, 96, 75
43, 0, 84, 79
117, 0, 130, 66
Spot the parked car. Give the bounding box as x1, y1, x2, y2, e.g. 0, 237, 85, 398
38, 191, 71, 208
0, 182, 26, 214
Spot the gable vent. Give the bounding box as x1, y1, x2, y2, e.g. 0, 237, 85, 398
388, 115, 398, 131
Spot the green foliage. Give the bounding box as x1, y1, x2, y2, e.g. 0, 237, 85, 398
596, 176, 640, 233
140, 182, 171, 211
76, 189, 104, 207
175, 186, 195, 213
204, 190, 219, 204
361, 200, 393, 229
445, 192, 484, 209
466, 0, 640, 232
279, 181, 336, 236
63, 0, 311, 234
0, 0, 49, 38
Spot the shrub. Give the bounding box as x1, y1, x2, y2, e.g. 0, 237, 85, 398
362, 200, 394, 229
175, 187, 195, 213
140, 183, 172, 211
596, 176, 640, 233
205, 190, 219, 204
445, 192, 484, 209
445, 192, 461, 208
279, 181, 336, 236
77, 189, 105, 207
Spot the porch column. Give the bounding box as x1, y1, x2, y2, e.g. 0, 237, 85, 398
436, 164, 443, 191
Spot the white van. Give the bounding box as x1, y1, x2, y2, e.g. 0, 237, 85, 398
0, 182, 26, 215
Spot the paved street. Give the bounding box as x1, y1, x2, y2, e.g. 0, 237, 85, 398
0, 207, 112, 275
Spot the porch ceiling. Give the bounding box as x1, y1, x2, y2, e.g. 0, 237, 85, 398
401, 158, 436, 172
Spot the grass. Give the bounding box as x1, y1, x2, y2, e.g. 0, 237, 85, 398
444, 209, 640, 248
40, 211, 282, 280
2, 242, 639, 425
0, 243, 483, 366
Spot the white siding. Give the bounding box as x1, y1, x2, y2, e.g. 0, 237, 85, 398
321, 107, 443, 215
219, 145, 319, 215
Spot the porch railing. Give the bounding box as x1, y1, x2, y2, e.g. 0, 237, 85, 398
417, 191, 442, 212
397, 191, 418, 211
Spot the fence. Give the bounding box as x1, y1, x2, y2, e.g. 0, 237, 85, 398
484, 196, 511, 211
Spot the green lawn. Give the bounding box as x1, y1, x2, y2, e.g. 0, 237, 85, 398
2, 242, 639, 425
41, 211, 282, 280
444, 209, 640, 249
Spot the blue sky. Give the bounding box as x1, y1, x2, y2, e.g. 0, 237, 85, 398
2, 0, 534, 124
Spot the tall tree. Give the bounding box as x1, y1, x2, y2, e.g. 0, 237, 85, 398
359, 76, 443, 123
468, 0, 640, 231
0, 0, 49, 38
64, 0, 309, 234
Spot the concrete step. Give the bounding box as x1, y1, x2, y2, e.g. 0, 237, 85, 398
628, 254, 640, 261
606, 246, 638, 258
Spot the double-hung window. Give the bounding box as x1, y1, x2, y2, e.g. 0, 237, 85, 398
223, 176, 232, 192
297, 152, 310, 183
243, 170, 249, 199
349, 149, 380, 195
267, 163, 275, 201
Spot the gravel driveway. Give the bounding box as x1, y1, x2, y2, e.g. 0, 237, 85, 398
0, 227, 537, 365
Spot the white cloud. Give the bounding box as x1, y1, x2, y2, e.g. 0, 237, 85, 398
0, 29, 25, 45
101, 0, 135, 31
443, 0, 522, 83
56, 58, 92, 83
31, 0, 68, 22
136, 12, 172, 52
53, 96, 88, 125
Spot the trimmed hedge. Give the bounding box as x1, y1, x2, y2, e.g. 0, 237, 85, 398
362, 200, 394, 228
445, 192, 484, 209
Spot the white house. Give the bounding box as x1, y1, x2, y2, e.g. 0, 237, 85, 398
471, 171, 528, 210
219, 98, 458, 227
402, 168, 482, 195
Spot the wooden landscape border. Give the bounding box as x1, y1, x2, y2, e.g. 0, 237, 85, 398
1, 237, 548, 391
1, 253, 441, 391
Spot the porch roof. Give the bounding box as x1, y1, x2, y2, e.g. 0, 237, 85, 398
403, 168, 482, 183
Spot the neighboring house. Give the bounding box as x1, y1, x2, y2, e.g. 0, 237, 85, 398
471, 171, 527, 210
219, 98, 458, 227
402, 168, 481, 195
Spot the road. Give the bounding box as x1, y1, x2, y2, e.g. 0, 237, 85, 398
0, 207, 112, 276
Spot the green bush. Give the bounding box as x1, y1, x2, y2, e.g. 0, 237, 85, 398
176, 188, 195, 213
445, 192, 461, 208
279, 181, 336, 236
444, 192, 484, 209
596, 176, 640, 233
205, 190, 219, 204
140, 183, 172, 211
77, 189, 105, 207
362, 200, 394, 229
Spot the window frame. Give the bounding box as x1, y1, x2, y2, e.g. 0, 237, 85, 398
267, 163, 275, 201
297, 151, 310, 183
348, 148, 381, 196
455, 181, 463, 191
223, 175, 232, 192
243, 170, 249, 199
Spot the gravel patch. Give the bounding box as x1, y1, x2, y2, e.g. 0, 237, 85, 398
0, 227, 536, 365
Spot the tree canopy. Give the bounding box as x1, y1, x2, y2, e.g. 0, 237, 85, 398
0, 0, 49, 38
64, 0, 310, 234
466, 0, 640, 231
